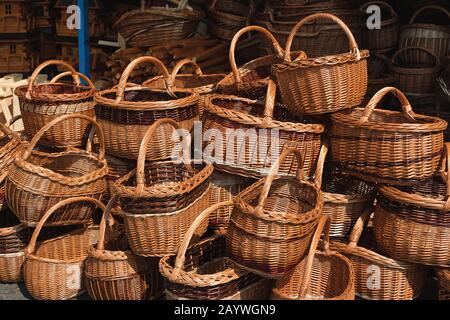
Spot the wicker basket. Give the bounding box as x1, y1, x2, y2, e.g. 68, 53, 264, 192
143, 58, 225, 116
15, 60, 96, 148
23, 197, 103, 300
273, 13, 369, 115
366, 53, 395, 101
226, 147, 323, 279
436, 268, 450, 300
330, 86, 447, 185
94, 56, 200, 160
398, 5, 450, 65
0, 118, 24, 175
160, 201, 270, 300
5, 114, 107, 227
203, 80, 324, 179
104, 155, 136, 204
392, 47, 441, 95
359, 1, 399, 52
115, 118, 213, 257
114, 0, 202, 48
330, 209, 427, 300
85, 196, 163, 300
271, 215, 355, 300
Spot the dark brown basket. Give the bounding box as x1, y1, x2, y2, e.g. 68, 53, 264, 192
436, 268, 450, 300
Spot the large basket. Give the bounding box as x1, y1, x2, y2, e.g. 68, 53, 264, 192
271, 215, 355, 300
85, 196, 163, 300
23, 197, 102, 300
94, 56, 200, 160
330, 210, 427, 300
330, 87, 447, 185
115, 119, 213, 257
143, 58, 225, 116
5, 114, 107, 227
15, 60, 96, 148
392, 47, 441, 95
160, 201, 270, 300
226, 147, 323, 279
203, 80, 324, 179
398, 5, 450, 65
273, 13, 369, 115
114, 0, 202, 47
436, 268, 450, 300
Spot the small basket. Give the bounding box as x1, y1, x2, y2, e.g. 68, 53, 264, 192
330, 210, 427, 300
436, 268, 450, 300
94, 56, 200, 160
5, 114, 107, 226
143, 58, 225, 116
15, 60, 96, 148
330, 87, 448, 185
226, 147, 323, 279
273, 13, 369, 115
271, 215, 355, 300
23, 197, 103, 300
85, 196, 163, 300
160, 201, 270, 300
115, 118, 213, 257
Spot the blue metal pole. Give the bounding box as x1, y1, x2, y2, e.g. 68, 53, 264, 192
77, 0, 90, 81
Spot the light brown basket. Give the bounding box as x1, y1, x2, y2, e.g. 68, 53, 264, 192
330, 209, 427, 300
23, 197, 102, 300
273, 13, 369, 115
15, 60, 96, 148
436, 268, 450, 300
115, 118, 213, 257
94, 56, 200, 160
226, 147, 323, 279
330, 87, 447, 185
0, 118, 23, 175
5, 114, 107, 227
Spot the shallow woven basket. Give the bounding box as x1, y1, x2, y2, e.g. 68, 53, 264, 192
115, 118, 213, 257
398, 5, 450, 65
15, 60, 96, 148
330, 87, 448, 185
436, 268, 450, 300
330, 209, 427, 300
226, 147, 323, 279
392, 47, 441, 95
272, 215, 355, 300
94, 56, 200, 160
85, 196, 163, 300
203, 80, 324, 179
23, 197, 102, 300
143, 58, 225, 116
5, 114, 107, 227
160, 201, 269, 300
273, 13, 369, 115
359, 1, 399, 52
114, 0, 202, 48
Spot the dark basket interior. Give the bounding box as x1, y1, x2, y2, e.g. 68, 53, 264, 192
103, 89, 191, 104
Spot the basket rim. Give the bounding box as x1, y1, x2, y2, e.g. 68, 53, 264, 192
87, 245, 136, 261
143, 73, 226, 93
15, 83, 96, 102
401, 23, 450, 34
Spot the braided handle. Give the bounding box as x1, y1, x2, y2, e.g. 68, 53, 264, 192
50, 71, 96, 89
392, 47, 440, 67
168, 200, 233, 281
410, 5, 450, 24
343, 209, 372, 254
25, 197, 106, 255
357, 87, 416, 126
284, 13, 361, 62
169, 58, 203, 85
27, 60, 80, 99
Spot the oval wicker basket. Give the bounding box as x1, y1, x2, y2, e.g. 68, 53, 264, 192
330, 86, 448, 185
5, 114, 107, 227
273, 13, 369, 115
226, 147, 323, 279
94, 56, 200, 160
15, 60, 96, 148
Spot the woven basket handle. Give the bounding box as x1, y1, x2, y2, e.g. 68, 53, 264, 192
410, 5, 450, 24
360, 1, 398, 18
50, 71, 96, 89
441, 143, 450, 210
21, 114, 106, 160
0, 117, 17, 138
97, 195, 120, 251
392, 47, 440, 67
26, 60, 80, 99
115, 56, 175, 104
256, 146, 305, 212
312, 141, 329, 189
169, 200, 234, 281
284, 13, 361, 62
25, 197, 106, 255
169, 58, 203, 85
357, 87, 416, 126
135, 118, 192, 193
229, 25, 284, 86
343, 208, 372, 254
5, 114, 22, 130
261, 79, 276, 123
